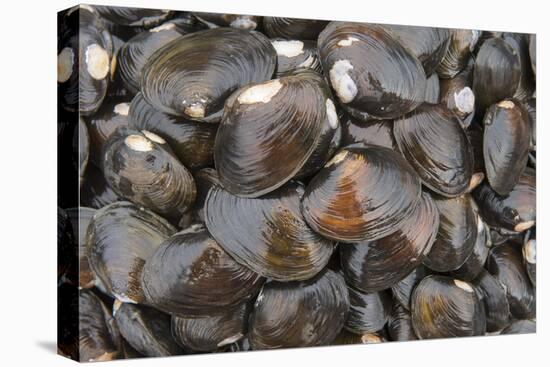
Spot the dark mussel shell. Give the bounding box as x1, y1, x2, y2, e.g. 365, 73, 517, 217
141, 225, 263, 317
439, 66, 476, 127
192, 168, 221, 223
333, 330, 387, 345
205, 182, 334, 281
249, 269, 349, 349
529, 34, 536, 76
483, 99, 530, 195
486, 242, 536, 319
411, 275, 485, 339
318, 22, 426, 120
503, 33, 536, 101
424, 73, 440, 104
271, 39, 322, 77
523, 239, 536, 286
501, 319, 536, 335
113, 301, 184, 357
58, 207, 75, 281
340, 192, 438, 292
171, 302, 248, 352
391, 265, 430, 311
86, 201, 176, 303
79, 290, 119, 362
117, 24, 184, 94
473, 38, 520, 110
450, 216, 492, 281
76, 117, 90, 186
86, 101, 130, 165
57, 8, 79, 112
423, 194, 477, 272
387, 304, 418, 341
302, 144, 421, 242
394, 104, 474, 197
465, 122, 485, 192
66, 207, 97, 289
471, 269, 510, 332
79, 10, 114, 116
94, 5, 172, 28
215, 70, 338, 197
345, 287, 392, 334
436, 29, 481, 78
129, 93, 217, 170
80, 164, 122, 209
341, 115, 397, 150
193, 12, 261, 30
380, 25, 451, 76
474, 167, 535, 233
103, 127, 196, 220
141, 28, 276, 121
263, 17, 328, 40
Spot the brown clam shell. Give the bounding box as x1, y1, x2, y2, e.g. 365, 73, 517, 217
340, 192, 439, 292
141, 225, 263, 317
394, 104, 474, 197
249, 269, 349, 349
318, 22, 427, 120
204, 182, 334, 281
302, 144, 421, 242
411, 275, 485, 339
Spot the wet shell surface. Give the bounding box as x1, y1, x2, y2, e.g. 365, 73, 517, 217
345, 287, 392, 334
129, 93, 217, 170
436, 29, 480, 78
473, 167, 535, 233
94, 6, 172, 28
523, 239, 536, 286
66, 207, 97, 289
171, 303, 248, 352
80, 164, 122, 209
113, 302, 184, 357
503, 33, 536, 101
473, 37, 520, 110
391, 265, 430, 311
471, 269, 510, 332
340, 192, 438, 292
192, 168, 221, 223
340, 116, 397, 150
388, 304, 418, 341
271, 39, 322, 76
411, 275, 485, 339
215, 70, 338, 197
249, 269, 349, 349
439, 67, 476, 125
318, 22, 427, 120
204, 182, 334, 281
394, 104, 474, 197
423, 194, 477, 272
424, 73, 440, 104
193, 12, 261, 30
102, 127, 197, 220
301, 144, 421, 242
501, 319, 536, 335
86, 201, 176, 303
486, 242, 536, 320
141, 225, 263, 317
483, 99, 530, 196
141, 28, 276, 121
263, 17, 329, 40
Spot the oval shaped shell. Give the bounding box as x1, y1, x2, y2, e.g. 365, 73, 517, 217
86, 201, 176, 303
129, 92, 217, 169
473, 167, 535, 233
215, 70, 337, 197
302, 144, 421, 242
263, 17, 328, 40
113, 302, 184, 357
473, 38, 520, 110
394, 104, 474, 197
423, 194, 477, 272
102, 127, 197, 219
388, 304, 418, 341
141, 28, 276, 121
249, 269, 349, 349
471, 269, 510, 332
411, 275, 485, 339
340, 192, 438, 292
205, 182, 334, 281
345, 288, 392, 334
486, 242, 536, 319
141, 225, 263, 317
318, 22, 427, 120
171, 303, 248, 352
483, 99, 530, 195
